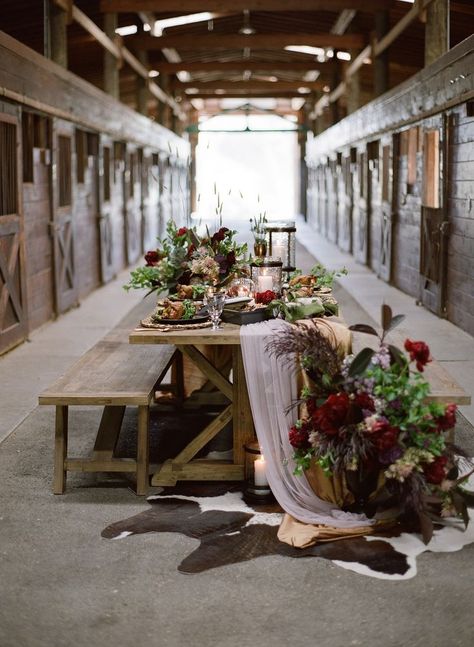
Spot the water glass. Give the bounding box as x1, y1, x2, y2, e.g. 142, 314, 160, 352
204, 292, 226, 331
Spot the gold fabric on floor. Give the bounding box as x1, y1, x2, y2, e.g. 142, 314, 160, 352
277, 513, 377, 548
278, 316, 384, 548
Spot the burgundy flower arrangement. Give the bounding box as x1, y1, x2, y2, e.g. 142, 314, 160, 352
268, 305, 472, 543
124, 220, 248, 295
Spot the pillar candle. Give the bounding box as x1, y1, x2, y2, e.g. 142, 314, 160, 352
254, 455, 268, 486
257, 275, 273, 292
272, 244, 285, 262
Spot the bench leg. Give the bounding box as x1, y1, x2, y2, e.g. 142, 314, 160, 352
53, 405, 68, 494
136, 405, 149, 496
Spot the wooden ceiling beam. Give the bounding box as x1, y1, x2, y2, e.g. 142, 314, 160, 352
100, 1, 394, 12
152, 60, 334, 73
188, 92, 313, 98
310, 0, 436, 118
51, 1, 185, 119
173, 80, 325, 91
126, 32, 365, 50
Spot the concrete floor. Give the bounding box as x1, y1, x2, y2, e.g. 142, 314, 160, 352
1, 237, 474, 647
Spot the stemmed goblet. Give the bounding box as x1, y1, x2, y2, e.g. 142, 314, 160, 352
204, 292, 226, 331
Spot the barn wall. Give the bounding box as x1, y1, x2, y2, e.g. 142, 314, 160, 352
446, 105, 474, 334
306, 36, 474, 336
0, 32, 190, 353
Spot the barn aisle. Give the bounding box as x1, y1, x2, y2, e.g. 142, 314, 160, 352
1, 241, 474, 647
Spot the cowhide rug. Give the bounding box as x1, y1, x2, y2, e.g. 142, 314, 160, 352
102, 482, 474, 580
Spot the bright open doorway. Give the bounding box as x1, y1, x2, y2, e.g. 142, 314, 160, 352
194, 111, 300, 239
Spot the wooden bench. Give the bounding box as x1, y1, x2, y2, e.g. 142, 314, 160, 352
39, 298, 177, 495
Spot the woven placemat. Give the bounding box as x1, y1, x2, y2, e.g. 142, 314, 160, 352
139, 315, 213, 331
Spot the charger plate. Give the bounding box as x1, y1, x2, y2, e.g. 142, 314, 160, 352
139, 315, 212, 331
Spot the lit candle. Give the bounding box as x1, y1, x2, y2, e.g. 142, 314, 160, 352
237, 287, 248, 297
272, 244, 285, 262
258, 275, 273, 292
254, 454, 268, 486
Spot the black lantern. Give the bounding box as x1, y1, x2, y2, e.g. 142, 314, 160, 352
243, 441, 273, 504
265, 221, 296, 275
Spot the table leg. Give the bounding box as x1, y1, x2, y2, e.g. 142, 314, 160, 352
232, 345, 255, 466
53, 405, 68, 494
136, 405, 149, 496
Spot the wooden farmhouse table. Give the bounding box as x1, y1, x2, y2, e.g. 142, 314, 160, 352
129, 323, 255, 487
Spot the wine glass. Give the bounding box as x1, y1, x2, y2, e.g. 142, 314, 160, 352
204, 292, 226, 331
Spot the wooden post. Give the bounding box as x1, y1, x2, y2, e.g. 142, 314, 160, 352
49, 0, 68, 68
425, 0, 450, 66
103, 13, 120, 99
374, 11, 389, 96
298, 108, 308, 218
346, 54, 361, 114
189, 108, 198, 213
136, 51, 149, 115
159, 74, 172, 129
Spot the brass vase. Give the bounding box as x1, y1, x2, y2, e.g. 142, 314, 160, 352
254, 242, 267, 257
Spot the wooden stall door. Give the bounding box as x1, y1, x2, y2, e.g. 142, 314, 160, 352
51, 119, 78, 314
326, 160, 338, 243
159, 153, 172, 231
0, 110, 28, 354
379, 138, 394, 281
351, 149, 369, 264
124, 145, 142, 264
337, 154, 352, 253
170, 156, 182, 225
306, 166, 315, 227
98, 134, 115, 283
141, 150, 160, 251
419, 117, 448, 315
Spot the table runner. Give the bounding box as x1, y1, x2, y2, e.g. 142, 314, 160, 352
240, 319, 375, 532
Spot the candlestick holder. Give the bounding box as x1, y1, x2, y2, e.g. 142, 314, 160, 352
250, 258, 283, 296
243, 441, 274, 504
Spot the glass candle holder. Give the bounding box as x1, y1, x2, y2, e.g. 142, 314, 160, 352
243, 441, 273, 504
227, 277, 255, 299
250, 258, 283, 296
265, 221, 296, 273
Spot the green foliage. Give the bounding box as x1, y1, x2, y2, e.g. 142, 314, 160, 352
310, 264, 348, 288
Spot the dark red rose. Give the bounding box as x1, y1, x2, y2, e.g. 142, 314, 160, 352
354, 392, 375, 412
372, 425, 399, 451
255, 290, 276, 305
226, 250, 236, 267
289, 424, 310, 450
211, 227, 229, 243
404, 339, 432, 372
144, 250, 160, 266
312, 393, 350, 436
177, 227, 188, 237
436, 403, 457, 431
423, 455, 448, 485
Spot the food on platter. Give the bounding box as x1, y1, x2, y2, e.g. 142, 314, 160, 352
152, 299, 203, 321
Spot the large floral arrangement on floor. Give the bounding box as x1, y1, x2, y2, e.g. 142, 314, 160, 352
124, 220, 248, 296
268, 305, 472, 543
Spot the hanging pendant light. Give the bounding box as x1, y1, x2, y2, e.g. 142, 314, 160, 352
238, 10, 256, 35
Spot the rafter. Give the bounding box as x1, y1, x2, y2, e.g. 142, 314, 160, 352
126, 32, 365, 51
152, 60, 334, 73
100, 0, 394, 12
173, 80, 324, 91
188, 92, 313, 99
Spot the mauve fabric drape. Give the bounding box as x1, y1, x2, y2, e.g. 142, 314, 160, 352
240, 318, 374, 530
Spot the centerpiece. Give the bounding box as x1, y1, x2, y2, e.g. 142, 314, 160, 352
268, 304, 472, 543
124, 220, 249, 300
